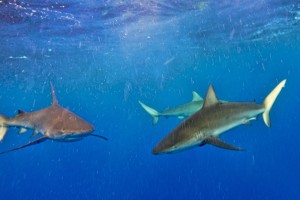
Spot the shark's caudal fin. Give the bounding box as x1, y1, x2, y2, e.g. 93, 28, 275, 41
138, 101, 160, 124
0, 136, 48, 155
0, 114, 8, 142
263, 79, 286, 127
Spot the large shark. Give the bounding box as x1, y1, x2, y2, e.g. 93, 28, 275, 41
152, 79, 286, 154
0, 83, 107, 155
139, 91, 204, 125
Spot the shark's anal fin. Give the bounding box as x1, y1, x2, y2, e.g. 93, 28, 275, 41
30, 130, 39, 138
243, 117, 257, 125
204, 136, 244, 151
0, 136, 48, 155
243, 120, 251, 125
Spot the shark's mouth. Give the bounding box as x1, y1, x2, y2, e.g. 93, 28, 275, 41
153, 137, 201, 155
52, 131, 92, 141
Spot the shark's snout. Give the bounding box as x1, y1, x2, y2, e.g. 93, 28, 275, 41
152, 146, 161, 155
83, 123, 95, 133
88, 124, 95, 131
152, 142, 169, 155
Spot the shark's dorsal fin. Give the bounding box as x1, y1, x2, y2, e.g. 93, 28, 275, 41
192, 91, 203, 101
203, 85, 219, 108
50, 82, 58, 105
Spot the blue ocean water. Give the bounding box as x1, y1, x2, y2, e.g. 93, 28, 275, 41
0, 0, 299, 199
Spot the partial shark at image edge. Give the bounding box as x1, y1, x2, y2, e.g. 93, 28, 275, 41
0, 82, 108, 155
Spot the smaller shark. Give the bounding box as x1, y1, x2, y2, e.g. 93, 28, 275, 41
152, 79, 286, 154
0, 83, 107, 155
139, 91, 204, 125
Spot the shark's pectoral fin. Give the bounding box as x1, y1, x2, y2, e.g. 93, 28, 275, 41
89, 133, 108, 141
204, 136, 244, 151
0, 136, 48, 155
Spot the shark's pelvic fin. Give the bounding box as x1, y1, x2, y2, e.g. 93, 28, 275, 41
138, 100, 159, 125
203, 85, 219, 108
50, 82, 58, 106
263, 79, 286, 127
192, 91, 203, 101
17, 110, 26, 115
243, 120, 252, 125
0, 136, 48, 155
204, 136, 244, 151
0, 115, 8, 142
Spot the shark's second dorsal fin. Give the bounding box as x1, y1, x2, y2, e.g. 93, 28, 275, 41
192, 91, 203, 101
203, 85, 219, 108
50, 82, 58, 105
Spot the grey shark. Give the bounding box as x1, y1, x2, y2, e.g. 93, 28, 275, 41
139, 91, 204, 124
152, 79, 286, 154
0, 83, 107, 155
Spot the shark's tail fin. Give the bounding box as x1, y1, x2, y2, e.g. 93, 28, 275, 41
138, 101, 160, 125
263, 79, 286, 127
0, 114, 8, 141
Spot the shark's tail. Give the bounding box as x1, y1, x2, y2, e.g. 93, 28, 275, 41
0, 114, 8, 141
138, 101, 160, 125
263, 79, 286, 127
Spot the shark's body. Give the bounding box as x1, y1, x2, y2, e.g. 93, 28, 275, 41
152, 80, 286, 154
0, 83, 107, 155
139, 91, 204, 124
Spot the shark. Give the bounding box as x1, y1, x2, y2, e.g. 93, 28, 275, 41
152, 79, 286, 154
0, 83, 107, 155
139, 91, 204, 125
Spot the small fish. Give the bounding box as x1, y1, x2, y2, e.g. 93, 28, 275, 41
152, 79, 286, 154
0, 83, 107, 155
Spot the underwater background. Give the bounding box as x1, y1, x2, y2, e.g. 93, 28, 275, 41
0, 0, 299, 199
